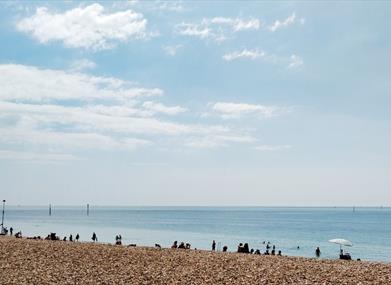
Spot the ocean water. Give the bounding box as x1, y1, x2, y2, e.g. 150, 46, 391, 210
2, 206, 391, 262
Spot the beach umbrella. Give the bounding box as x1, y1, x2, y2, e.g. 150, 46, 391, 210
329, 238, 353, 252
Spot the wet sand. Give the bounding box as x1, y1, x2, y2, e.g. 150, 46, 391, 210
0, 236, 390, 284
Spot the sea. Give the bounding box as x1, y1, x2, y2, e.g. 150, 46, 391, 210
3, 206, 391, 262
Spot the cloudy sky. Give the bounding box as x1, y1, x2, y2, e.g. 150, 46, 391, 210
0, 1, 390, 206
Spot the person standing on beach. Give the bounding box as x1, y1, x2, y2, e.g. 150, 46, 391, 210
212, 240, 216, 251
75, 233, 79, 242
315, 247, 321, 258
9, 227, 13, 236
92, 232, 97, 242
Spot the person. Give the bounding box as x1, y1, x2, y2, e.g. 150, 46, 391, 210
212, 240, 216, 251
178, 242, 186, 249
75, 233, 79, 242
237, 243, 244, 253
264, 249, 270, 255
271, 249, 275, 255
297, 246, 300, 250
171, 241, 178, 249
92, 232, 97, 242
278, 250, 282, 256
63, 236, 67, 241
69, 234, 73, 242
315, 247, 321, 258
9, 227, 13, 236
115, 235, 122, 245
243, 243, 250, 254
222, 245, 228, 252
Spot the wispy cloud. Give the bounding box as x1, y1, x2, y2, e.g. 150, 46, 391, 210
222, 49, 265, 61
0, 150, 80, 162
223, 48, 304, 69
176, 17, 260, 41
142, 101, 187, 115
268, 13, 296, 32
69, 59, 97, 72
163, 44, 183, 56
16, 4, 149, 50
254, 145, 292, 151
209, 102, 287, 119
288, 54, 304, 69
0, 64, 259, 157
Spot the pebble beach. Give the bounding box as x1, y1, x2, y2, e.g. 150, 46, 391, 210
0, 237, 390, 284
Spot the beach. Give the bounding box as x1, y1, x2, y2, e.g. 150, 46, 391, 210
1, 237, 390, 285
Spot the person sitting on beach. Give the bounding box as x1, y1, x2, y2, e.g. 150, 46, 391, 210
271, 249, 275, 255
69, 234, 73, 242
212, 240, 216, 251
315, 247, 321, 258
237, 243, 244, 253
10, 227, 13, 236
243, 243, 250, 254
63, 236, 67, 241
171, 241, 178, 249
186, 243, 191, 249
222, 246, 228, 252
278, 250, 282, 256
115, 235, 122, 245
264, 249, 270, 255
15, 231, 22, 238
178, 242, 186, 249
92, 232, 97, 242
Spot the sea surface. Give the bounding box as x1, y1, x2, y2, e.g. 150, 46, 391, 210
3, 206, 391, 262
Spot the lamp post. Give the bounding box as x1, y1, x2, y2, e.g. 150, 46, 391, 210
1, 200, 5, 232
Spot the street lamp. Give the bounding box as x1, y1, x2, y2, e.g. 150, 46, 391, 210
1, 200, 5, 233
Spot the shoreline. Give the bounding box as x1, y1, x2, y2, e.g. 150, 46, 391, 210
1, 236, 390, 284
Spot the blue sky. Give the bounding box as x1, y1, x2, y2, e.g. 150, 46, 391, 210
0, 1, 390, 206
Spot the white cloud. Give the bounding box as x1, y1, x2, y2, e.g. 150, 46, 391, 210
0, 150, 80, 162
176, 23, 211, 39
1, 64, 258, 157
185, 134, 256, 148
0, 64, 162, 103
163, 44, 183, 56
254, 145, 292, 151
223, 49, 265, 61
223, 49, 304, 69
176, 17, 260, 41
268, 13, 296, 32
154, 1, 184, 12
210, 102, 284, 119
69, 59, 97, 72
16, 4, 148, 50
288, 54, 304, 69
142, 101, 187, 115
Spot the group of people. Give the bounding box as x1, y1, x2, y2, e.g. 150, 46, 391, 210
171, 240, 191, 249
1, 226, 22, 238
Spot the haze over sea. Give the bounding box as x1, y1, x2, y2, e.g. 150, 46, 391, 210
5, 206, 391, 262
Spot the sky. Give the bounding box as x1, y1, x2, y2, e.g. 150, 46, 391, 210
0, 1, 390, 206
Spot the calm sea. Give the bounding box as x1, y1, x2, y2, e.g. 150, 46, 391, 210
3, 206, 391, 262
